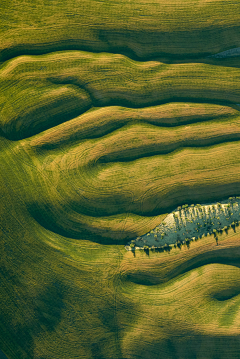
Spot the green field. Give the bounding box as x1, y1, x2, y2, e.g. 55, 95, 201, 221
1, 1, 240, 358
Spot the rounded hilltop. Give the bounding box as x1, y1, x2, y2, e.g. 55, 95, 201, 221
126, 197, 240, 251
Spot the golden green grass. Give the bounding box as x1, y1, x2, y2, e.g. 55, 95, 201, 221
1, 148, 240, 358
0, 0, 240, 61
1, 1, 240, 358
1, 51, 240, 140
13, 114, 240, 242
29, 103, 238, 150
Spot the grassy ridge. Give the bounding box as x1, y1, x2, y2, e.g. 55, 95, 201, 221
121, 231, 240, 285
120, 232, 240, 358
16, 132, 240, 241
11, 98, 240, 241
0, 0, 240, 61
1, 2, 240, 357
1, 147, 240, 358
68, 114, 240, 163
1, 52, 240, 140
30, 103, 238, 150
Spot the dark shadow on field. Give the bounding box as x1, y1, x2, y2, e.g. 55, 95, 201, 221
4, 96, 92, 141
3, 84, 239, 142
177, 241, 182, 250
0, 259, 138, 358
126, 329, 240, 359
32, 100, 240, 155
143, 247, 149, 256
98, 26, 240, 62
135, 190, 240, 220
27, 166, 240, 219
212, 285, 240, 301
27, 187, 240, 246
27, 203, 137, 245
0, 349, 9, 359
1, 25, 240, 63
0, 273, 65, 358
88, 290, 137, 359
98, 134, 240, 164
126, 246, 240, 286
33, 281, 65, 332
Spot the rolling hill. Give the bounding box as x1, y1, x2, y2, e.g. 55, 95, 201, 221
0, 1, 240, 358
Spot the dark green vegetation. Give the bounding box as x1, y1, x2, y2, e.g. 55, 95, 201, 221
1, 1, 240, 358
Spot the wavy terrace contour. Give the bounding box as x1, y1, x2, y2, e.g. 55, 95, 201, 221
30, 103, 240, 151
18, 135, 240, 243
1, 0, 240, 62
1, 50, 240, 243
1, 51, 240, 140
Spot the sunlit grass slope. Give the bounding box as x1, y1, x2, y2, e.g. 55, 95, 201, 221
1, 145, 240, 358
0, 0, 240, 60
1, 1, 240, 358
30, 103, 238, 150
17, 137, 240, 241
1, 51, 240, 140
1, 52, 240, 242
1, 52, 240, 358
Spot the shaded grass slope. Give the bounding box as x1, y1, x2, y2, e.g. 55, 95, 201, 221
1, 1, 240, 359
1, 51, 240, 140
30, 103, 239, 151
1, 147, 240, 358
0, 0, 240, 61
16, 117, 240, 241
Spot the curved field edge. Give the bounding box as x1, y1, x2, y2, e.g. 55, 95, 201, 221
32, 112, 240, 163
3, 128, 240, 244
1, 166, 240, 359
120, 228, 240, 285
28, 103, 239, 151
0, 0, 240, 62
9, 137, 240, 242
1, 51, 240, 140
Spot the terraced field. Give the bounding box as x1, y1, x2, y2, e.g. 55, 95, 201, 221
1, 1, 240, 358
